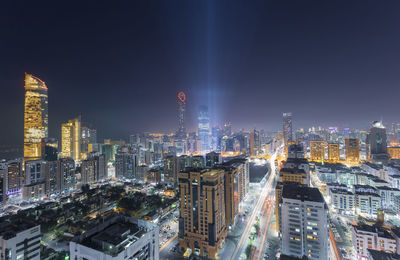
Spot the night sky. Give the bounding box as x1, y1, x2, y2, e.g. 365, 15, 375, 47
1, 0, 400, 145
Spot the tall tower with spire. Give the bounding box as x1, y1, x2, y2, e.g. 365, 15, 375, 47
177, 91, 186, 138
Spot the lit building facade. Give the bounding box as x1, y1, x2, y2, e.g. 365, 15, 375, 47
328, 143, 340, 162
310, 140, 325, 162
1, 159, 23, 202
352, 223, 396, 258
81, 126, 97, 157
61, 116, 81, 162
164, 155, 178, 186
178, 169, 227, 259
81, 154, 106, 184
369, 121, 390, 163
24, 73, 48, 160
346, 138, 360, 164
250, 129, 260, 156
279, 184, 330, 260
115, 146, 138, 180
198, 105, 211, 153
388, 147, 400, 159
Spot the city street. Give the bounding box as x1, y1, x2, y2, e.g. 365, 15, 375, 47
228, 148, 280, 260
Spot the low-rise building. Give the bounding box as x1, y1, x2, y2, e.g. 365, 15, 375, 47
330, 189, 355, 215
0, 220, 41, 260
367, 248, 400, 260
69, 215, 159, 260
355, 191, 381, 217
352, 223, 396, 259
376, 186, 400, 209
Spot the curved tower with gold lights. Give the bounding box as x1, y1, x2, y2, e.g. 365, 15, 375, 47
24, 73, 48, 160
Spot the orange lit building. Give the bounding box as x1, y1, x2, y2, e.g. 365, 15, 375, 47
178, 169, 227, 259
345, 138, 360, 164
61, 116, 81, 162
388, 147, 400, 159
24, 73, 48, 160
310, 140, 325, 162
328, 143, 340, 163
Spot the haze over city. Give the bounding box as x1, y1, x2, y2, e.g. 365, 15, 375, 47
2, 0, 400, 145
2, 1, 400, 260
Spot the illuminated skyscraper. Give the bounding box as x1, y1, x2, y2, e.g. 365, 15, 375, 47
178, 169, 227, 258
198, 105, 211, 153
250, 129, 260, 156
61, 116, 81, 162
369, 121, 389, 163
81, 126, 97, 158
310, 140, 325, 162
282, 112, 293, 146
346, 138, 360, 164
24, 73, 48, 160
328, 143, 340, 162
177, 91, 186, 138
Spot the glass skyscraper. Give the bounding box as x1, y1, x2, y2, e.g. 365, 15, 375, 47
198, 105, 211, 153
24, 73, 48, 160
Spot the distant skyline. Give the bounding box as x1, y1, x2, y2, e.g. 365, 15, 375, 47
2, 0, 400, 145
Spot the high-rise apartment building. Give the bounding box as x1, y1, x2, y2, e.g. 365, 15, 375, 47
57, 158, 75, 193
369, 121, 389, 163
24, 73, 48, 160
81, 154, 106, 184
328, 143, 340, 162
346, 138, 360, 164
198, 105, 211, 153
279, 184, 330, 260
23, 160, 45, 200
178, 169, 227, 259
206, 152, 221, 168
250, 129, 260, 156
81, 126, 97, 157
61, 116, 81, 162
310, 140, 325, 162
1, 159, 23, 202
164, 155, 178, 186
115, 146, 138, 179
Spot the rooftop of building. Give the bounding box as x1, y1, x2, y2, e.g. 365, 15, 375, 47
76, 216, 148, 257
281, 184, 325, 203
280, 167, 306, 175
391, 227, 400, 238
353, 184, 377, 190
285, 157, 309, 164
279, 254, 306, 260
222, 158, 247, 167
376, 186, 400, 191
330, 189, 353, 195
326, 182, 348, 187
354, 191, 380, 197
367, 249, 400, 260
364, 162, 384, 170
353, 223, 394, 239
0, 219, 39, 240
287, 144, 304, 152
